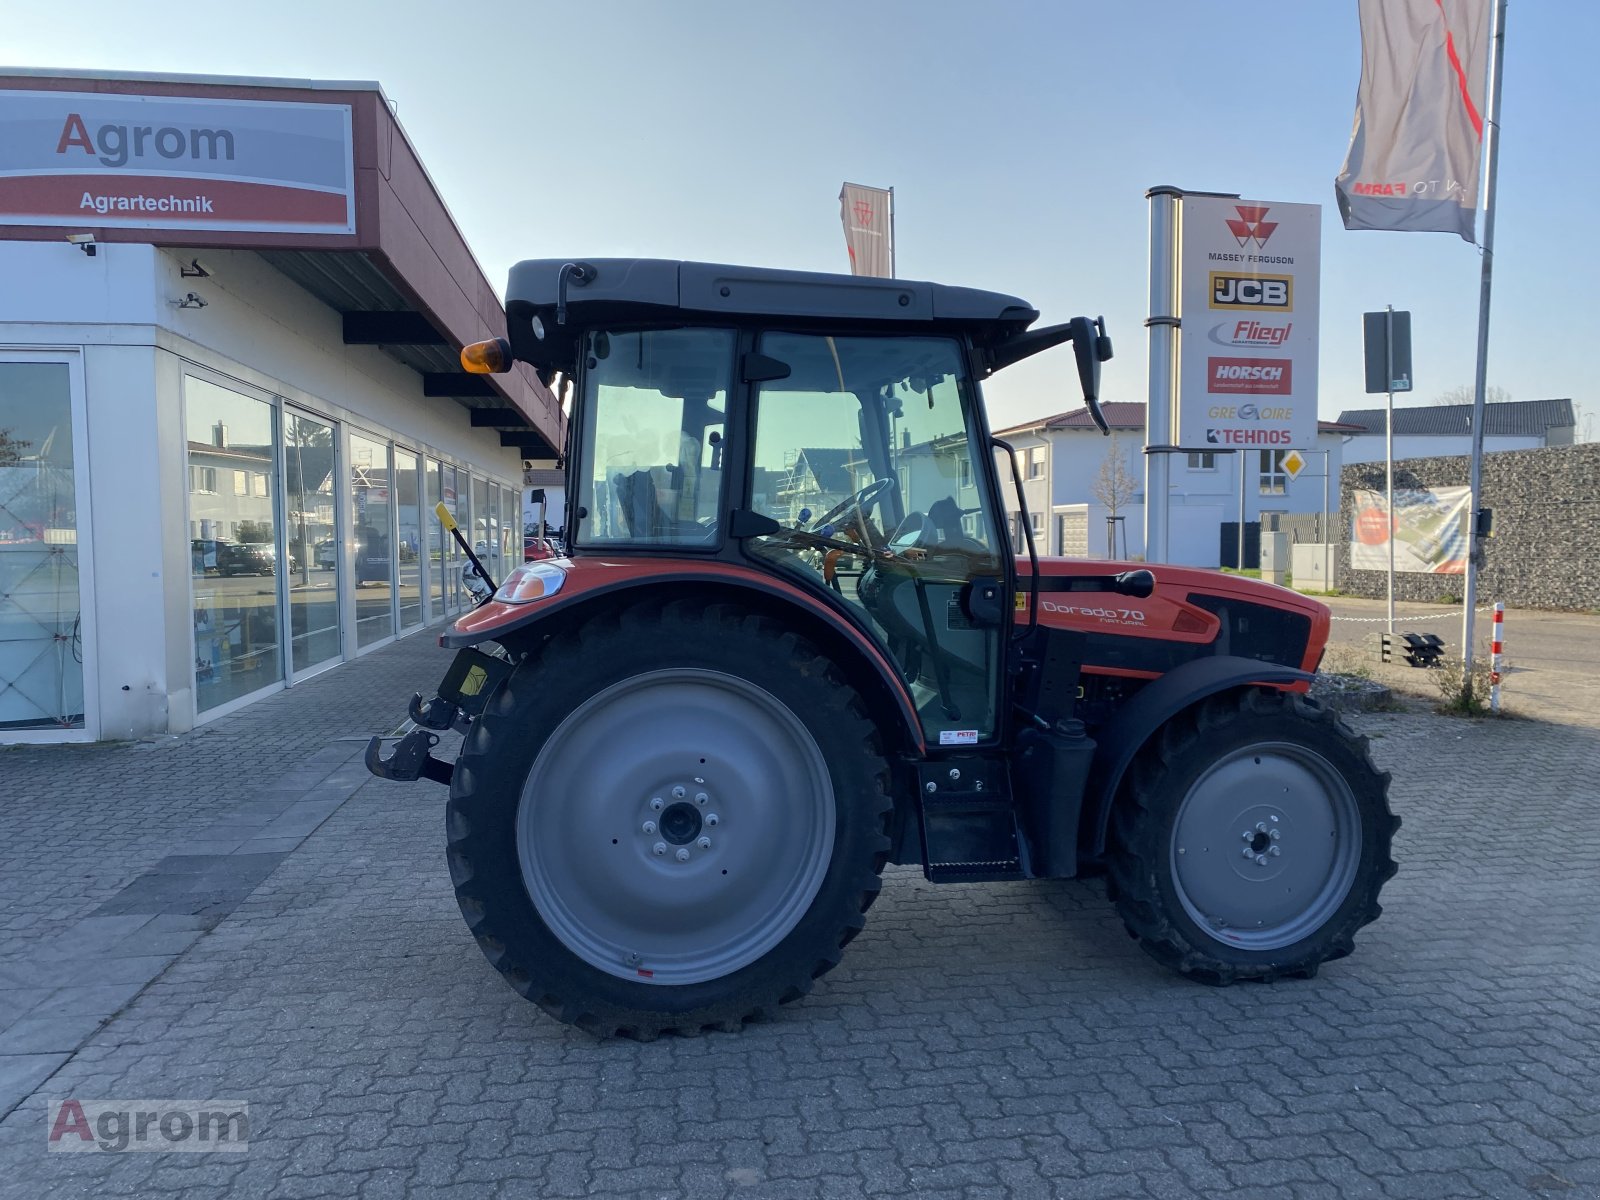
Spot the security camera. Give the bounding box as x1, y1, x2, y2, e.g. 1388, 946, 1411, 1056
66, 233, 97, 257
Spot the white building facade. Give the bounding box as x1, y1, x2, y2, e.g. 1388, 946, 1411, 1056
0, 71, 562, 743
995, 402, 1355, 568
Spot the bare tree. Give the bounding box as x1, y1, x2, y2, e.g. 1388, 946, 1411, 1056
1092, 433, 1138, 517
1431, 383, 1512, 407
0, 429, 29, 466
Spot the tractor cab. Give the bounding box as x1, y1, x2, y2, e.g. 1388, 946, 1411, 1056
494, 259, 1112, 746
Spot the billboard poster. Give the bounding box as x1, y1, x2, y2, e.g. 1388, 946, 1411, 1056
1350, 485, 1470, 574
1176, 196, 1320, 450
0, 90, 355, 234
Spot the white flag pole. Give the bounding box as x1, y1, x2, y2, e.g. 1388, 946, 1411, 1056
1461, 0, 1507, 703
888, 187, 896, 280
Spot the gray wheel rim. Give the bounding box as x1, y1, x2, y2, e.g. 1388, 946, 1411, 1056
1168, 741, 1361, 951
516, 668, 835, 986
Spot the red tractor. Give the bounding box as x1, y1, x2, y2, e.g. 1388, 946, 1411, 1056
369, 259, 1397, 1038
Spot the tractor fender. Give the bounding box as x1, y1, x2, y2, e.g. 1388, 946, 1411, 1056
1085, 655, 1313, 858
441, 563, 927, 754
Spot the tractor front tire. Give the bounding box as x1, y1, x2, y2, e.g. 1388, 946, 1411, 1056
1107, 688, 1398, 984
446, 600, 893, 1037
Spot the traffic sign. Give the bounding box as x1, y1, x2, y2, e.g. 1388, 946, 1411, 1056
1283, 448, 1307, 480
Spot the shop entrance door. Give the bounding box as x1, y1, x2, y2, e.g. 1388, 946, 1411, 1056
0, 359, 88, 732
284, 409, 342, 676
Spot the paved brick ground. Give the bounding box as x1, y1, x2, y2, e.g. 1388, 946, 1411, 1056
1, 626, 1597, 1198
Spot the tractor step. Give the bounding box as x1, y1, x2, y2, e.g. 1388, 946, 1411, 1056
917, 758, 1025, 883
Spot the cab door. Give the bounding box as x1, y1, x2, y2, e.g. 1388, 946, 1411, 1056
742, 332, 1008, 745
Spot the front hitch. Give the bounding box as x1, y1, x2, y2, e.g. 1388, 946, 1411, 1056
365, 727, 454, 786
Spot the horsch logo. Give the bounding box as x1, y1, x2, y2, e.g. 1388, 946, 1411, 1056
55, 113, 237, 169
1208, 356, 1293, 396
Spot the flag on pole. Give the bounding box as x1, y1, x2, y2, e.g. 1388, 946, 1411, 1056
839, 182, 894, 277
1335, 0, 1490, 241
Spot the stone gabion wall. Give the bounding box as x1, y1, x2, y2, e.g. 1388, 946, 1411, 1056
1337, 442, 1600, 611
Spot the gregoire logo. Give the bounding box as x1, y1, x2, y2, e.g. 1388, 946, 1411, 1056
1207, 319, 1293, 348
1209, 273, 1293, 311
1208, 357, 1292, 396
1225, 205, 1277, 248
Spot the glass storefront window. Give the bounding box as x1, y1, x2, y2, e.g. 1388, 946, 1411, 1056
185, 375, 282, 713
0, 362, 84, 729
285, 410, 340, 673
350, 432, 395, 648
426, 458, 444, 619
442, 464, 462, 612
503, 484, 520, 565
472, 475, 491, 564
395, 449, 423, 631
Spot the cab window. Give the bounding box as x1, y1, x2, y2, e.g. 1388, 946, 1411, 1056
576, 328, 732, 546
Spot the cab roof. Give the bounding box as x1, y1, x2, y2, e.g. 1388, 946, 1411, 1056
504, 258, 1041, 373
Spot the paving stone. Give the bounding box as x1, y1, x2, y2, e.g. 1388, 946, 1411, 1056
0, 627, 1596, 1198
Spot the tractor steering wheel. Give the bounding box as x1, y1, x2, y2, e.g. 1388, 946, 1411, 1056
808, 477, 896, 537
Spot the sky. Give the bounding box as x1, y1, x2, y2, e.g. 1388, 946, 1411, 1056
5, 0, 1597, 437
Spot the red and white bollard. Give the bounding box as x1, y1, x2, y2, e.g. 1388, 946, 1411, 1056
1489, 602, 1504, 713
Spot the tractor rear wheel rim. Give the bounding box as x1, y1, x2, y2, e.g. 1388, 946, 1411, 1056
517, 668, 835, 986
1168, 740, 1361, 951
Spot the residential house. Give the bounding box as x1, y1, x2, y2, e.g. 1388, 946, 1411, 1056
994, 403, 1359, 566
1337, 398, 1575, 464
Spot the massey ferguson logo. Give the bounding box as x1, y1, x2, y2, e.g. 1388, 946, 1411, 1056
1209, 273, 1293, 311
1208, 357, 1293, 396
1225, 205, 1277, 248
1208, 319, 1292, 348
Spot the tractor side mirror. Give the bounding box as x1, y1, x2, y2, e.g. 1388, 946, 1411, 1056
1069, 315, 1114, 436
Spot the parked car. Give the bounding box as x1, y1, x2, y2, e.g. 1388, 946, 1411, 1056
218, 542, 277, 576
523, 536, 561, 562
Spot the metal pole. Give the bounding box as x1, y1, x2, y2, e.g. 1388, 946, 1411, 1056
1489, 602, 1503, 712
1321, 448, 1331, 582
887, 187, 896, 280
1237, 452, 1246, 568
1144, 187, 1181, 565
1462, 0, 1508, 703
1386, 304, 1395, 634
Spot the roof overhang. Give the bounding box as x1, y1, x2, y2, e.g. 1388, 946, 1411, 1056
0, 68, 562, 459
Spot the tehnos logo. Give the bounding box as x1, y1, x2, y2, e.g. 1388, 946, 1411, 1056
1209, 272, 1292, 311
1225, 205, 1278, 249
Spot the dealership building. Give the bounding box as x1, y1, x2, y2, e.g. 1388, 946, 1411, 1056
0, 69, 564, 743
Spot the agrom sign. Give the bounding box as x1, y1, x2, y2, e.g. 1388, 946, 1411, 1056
0, 90, 355, 235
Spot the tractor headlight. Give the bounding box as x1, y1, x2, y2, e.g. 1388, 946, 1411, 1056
495, 561, 567, 604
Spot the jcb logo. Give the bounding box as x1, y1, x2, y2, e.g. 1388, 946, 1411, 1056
1209, 273, 1293, 311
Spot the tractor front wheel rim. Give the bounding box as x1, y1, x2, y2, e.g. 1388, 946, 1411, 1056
516, 668, 835, 985
1168, 741, 1362, 951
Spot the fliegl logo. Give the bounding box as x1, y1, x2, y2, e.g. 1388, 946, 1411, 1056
1208, 319, 1292, 348
1209, 273, 1293, 311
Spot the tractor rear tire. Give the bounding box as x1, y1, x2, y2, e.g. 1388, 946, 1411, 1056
1106, 688, 1398, 984
446, 599, 893, 1037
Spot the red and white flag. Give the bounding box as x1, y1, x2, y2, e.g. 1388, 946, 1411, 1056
839, 182, 893, 277
1335, 0, 1491, 241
